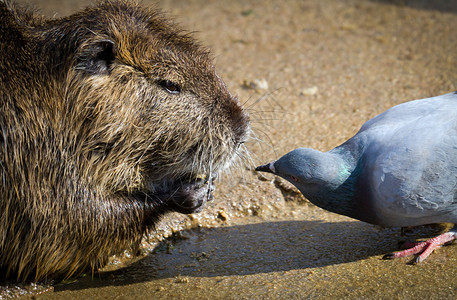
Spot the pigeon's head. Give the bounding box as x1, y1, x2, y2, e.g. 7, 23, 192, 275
256, 148, 349, 193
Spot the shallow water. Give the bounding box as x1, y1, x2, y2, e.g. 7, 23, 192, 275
5, 0, 457, 298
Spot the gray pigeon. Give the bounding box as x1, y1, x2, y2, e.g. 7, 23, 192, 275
256, 92, 457, 263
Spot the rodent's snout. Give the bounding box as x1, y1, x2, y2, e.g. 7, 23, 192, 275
167, 175, 216, 214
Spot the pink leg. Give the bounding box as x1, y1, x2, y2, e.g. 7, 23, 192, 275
399, 241, 419, 249
383, 227, 457, 263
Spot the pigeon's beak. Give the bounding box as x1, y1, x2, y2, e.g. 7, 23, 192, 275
255, 161, 276, 174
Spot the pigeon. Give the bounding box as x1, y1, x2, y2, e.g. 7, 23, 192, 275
256, 91, 457, 263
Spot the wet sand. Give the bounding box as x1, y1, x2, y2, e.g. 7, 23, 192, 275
5, 0, 457, 299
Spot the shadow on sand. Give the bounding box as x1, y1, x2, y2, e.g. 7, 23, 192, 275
53, 220, 444, 292
370, 0, 457, 14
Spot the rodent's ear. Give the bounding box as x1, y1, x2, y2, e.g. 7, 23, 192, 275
76, 39, 116, 75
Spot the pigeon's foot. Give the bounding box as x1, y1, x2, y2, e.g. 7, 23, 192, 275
383, 228, 457, 263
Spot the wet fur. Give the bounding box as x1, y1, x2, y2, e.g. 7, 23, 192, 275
0, 0, 249, 281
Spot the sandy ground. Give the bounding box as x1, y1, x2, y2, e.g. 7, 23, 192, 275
3, 0, 457, 299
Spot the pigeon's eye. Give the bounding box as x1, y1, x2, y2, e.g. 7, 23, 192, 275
290, 175, 299, 182
159, 80, 181, 94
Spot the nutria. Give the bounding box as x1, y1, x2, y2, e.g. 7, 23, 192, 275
0, 0, 250, 281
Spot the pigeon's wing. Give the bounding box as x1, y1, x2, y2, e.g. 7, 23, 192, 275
361, 93, 457, 226
359, 93, 457, 134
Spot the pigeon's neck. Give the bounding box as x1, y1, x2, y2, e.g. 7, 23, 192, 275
302, 148, 362, 220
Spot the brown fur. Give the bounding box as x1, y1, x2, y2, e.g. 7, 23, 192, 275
0, 0, 250, 281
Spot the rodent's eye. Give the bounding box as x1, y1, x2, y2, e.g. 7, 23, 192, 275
290, 175, 299, 182
159, 80, 181, 94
